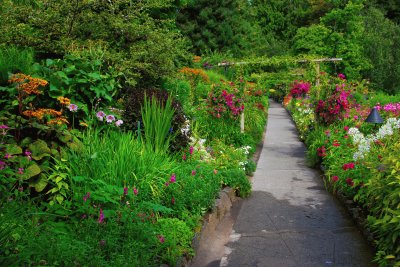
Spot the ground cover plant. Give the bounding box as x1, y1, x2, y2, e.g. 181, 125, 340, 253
284, 73, 400, 266
0, 49, 268, 265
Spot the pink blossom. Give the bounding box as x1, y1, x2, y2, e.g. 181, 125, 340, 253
18, 168, 24, 174
68, 104, 78, 112
191, 170, 196, 176
133, 188, 138, 195
123, 187, 128, 195
98, 209, 105, 224
106, 115, 115, 123
96, 111, 106, 121
157, 235, 165, 243
189, 146, 194, 155
169, 173, 176, 183
332, 176, 339, 183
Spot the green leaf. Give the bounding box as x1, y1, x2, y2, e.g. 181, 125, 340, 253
31, 174, 48, 192
29, 139, 51, 160
22, 164, 41, 180
72, 175, 86, 182
56, 195, 64, 204
5, 144, 22, 155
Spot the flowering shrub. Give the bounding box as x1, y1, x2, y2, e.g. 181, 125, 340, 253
289, 80, 311, 98
315, 84, 353, 125
205, 83, 244, 119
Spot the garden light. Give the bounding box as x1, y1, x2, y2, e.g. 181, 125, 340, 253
365, 107, 383, 124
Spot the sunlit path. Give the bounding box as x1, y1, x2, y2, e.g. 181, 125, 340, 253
221, 101, 375, 267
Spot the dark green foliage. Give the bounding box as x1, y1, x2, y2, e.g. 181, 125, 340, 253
177, 0, 266, 57
0, 45, 35, 85
0, 0, 189, 87
123, 88, 190, 153
362, 7, 400, 94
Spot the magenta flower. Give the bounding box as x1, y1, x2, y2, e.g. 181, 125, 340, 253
157, 235, 165, 243
18, 168, 24, 174
83, 192, 90, 202
169, 173, 176, 183
24, 151, 32, 161
68, 104, 78, 112
0, 161, 6, 170
182, 154, 187, 161
133, 187, 138, 195
338, 73, 346, 80
191, 170, 196, 176
115, 120, 123, 127
332, 176, 339, 183
98, 209, 105, 224
189, 146, 194, 155
4, 154, 12, 159
123, 187, 128, 195
96, 111, 106, 121
165, 182, 169, 187
106, 115, 115, 123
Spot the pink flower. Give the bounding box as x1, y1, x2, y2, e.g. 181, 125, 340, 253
24, 151, 32, 161
191, 170, 196, 176
98, 209, 105, 224
83, 192, 90, 202
171, 197, 175, 205
213, 169, 218, 174
189, 146, 194, 155
18, 168, 24, 174
344, 126, 349, 132
4, 154, 12, 159
96, 111, 106, 121
338, 73, 346, 80
169, 173, 176, 183
182, 154, 187, 161
68, 104, 78, 112
106, 115, 115, 123
332, 176, 339, 183
133, 188, 138, 195
0, 161, 6, 170
342, 162, 355, 170
165, 182, 169, 187
123, 187, 128, 195
157, 235, 165, 243
115, 120, 123, 127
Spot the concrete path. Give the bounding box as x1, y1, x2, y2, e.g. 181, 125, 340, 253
218, 101, 375, 267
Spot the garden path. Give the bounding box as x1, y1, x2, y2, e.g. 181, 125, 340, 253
191, 101, 375, 267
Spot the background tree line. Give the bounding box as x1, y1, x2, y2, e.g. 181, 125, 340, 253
1, 0, 400, 93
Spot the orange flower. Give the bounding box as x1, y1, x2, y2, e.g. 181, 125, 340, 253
192, 56, 201, 63
57, 96, 71, 105
47, 117, 69, 125
9, 73, 48, 95
23, 108, 62, 120
179, 67, 209, 82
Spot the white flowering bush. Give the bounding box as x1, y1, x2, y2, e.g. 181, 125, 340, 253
348, 118, 400, 160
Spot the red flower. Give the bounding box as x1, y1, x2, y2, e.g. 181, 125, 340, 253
345, 178, 354, 187
332, 176, 339, 182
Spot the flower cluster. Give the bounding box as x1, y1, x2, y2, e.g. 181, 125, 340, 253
9, 73, 48, 95
289, 81, 311, 98
348, 118, 400, 160
179, 67, 209, 83
206, 86, 244, 119
96, 111, 123, 127
375, 102, 400, 117
315, 84, 352, 125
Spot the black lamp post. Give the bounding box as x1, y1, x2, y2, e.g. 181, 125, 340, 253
365, 107, 384, 124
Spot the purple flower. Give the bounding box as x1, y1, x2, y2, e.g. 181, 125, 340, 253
18, 168, 24, 174
0, 161, 6, 170
169, 173, 176, 183
96, 111, 106, 121
0, 125, 8, 129
106, 115, 115, 123
115, 120, 123, 127
68, 104, 78, 112
98, 209, 105, 224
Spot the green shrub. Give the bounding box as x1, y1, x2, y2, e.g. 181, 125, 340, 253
0, 45, 35, 85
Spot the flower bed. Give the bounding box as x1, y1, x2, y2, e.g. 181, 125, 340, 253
284, 74, 400, 266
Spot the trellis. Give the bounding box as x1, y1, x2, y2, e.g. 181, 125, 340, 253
218, 57, 343, 133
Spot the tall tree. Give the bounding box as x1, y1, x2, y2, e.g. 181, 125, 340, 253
176, 0, 266, 57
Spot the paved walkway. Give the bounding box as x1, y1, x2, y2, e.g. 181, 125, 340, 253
219, 101, 375, 267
